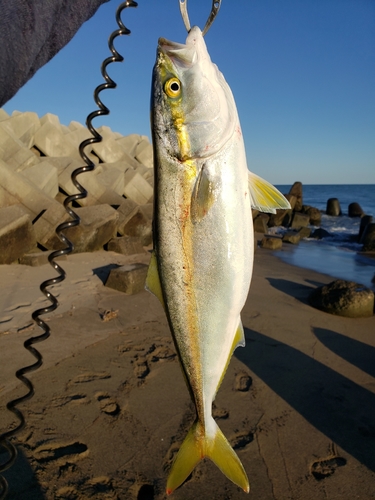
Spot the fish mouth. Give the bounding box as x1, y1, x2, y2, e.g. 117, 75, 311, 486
158, 28, 202, 68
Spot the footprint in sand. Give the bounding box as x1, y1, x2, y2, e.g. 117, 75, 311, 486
4, 301, 31, 312
230, 430, 254, 450
311, 455, 347, 480
68, 372, 111, 386
96, 392, 120, 416
234, 370, 253, 392
34, 441, 88, 464
50, 393, 89, 408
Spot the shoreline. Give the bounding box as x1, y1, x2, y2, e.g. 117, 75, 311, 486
1, 248, 374, 499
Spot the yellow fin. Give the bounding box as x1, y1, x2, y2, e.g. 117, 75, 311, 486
191, 165, 215, 223
166, 420, 249, 495
215, 320, 245, 396
145, 251, 165, 309
248, 171, 291, 214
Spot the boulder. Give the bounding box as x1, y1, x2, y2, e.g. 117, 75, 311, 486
282, 231, 301, 245
105, 263, 148, 295
311, 228, 330, 239
260, 236, 283, 250
288, 182, 303, 211
348, 202, 364, 218
361, 223, 375, 252
326, 198, 341, 216
309, 280, 374, 318
0, 205, 36, 264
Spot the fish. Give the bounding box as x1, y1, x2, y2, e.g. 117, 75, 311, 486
146, 26, 290, 494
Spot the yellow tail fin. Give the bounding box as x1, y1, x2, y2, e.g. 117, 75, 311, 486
166, 419, 249, 495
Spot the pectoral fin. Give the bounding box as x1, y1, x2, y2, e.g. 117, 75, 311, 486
191, 165, 215, 223
145, 251, 165, 309
248, 171, 291, 214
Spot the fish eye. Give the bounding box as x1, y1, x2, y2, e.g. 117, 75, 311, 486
164, 77, 181, 98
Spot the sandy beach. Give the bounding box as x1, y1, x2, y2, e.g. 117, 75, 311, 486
0, 242, 374, 500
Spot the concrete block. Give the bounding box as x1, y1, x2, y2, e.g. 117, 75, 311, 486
7, 146, 39, 171
298, 227, 311, 239
0, 111, 40, 148
260, 236, 283, 250
40, 113, 60, 127
107, 236, 145, 256
135, 138, 153, 168
64, 204, 118, 253
34, 121, 81, 159
91, 136, 129, 164
290, 212, 310, 229
68, 121, 85, 131
33, 203, 70, 250
96, 125, 117, 140
0, 205, 36, 264
283, 231, 301, 245
117, 205, 152, 246
115, 134, 142, 157
58, 161, 104, 205
0, 109, 10, 121
0, 159, 56, 217
97, 166, 124, 196
0, 125, 28, 162
253, 214, 269, 233
105, 263, 148, 295
124, 169, 153, 205
21, 161, 59, 198
141, 203, 153, 221
19, 251, 67, 267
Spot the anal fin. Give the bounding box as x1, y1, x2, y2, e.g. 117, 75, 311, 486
145, 251, 165, 309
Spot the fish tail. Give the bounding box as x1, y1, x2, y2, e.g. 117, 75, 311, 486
166, 418, 249, 495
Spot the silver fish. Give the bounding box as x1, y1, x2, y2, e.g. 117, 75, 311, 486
146, 26, 290, 494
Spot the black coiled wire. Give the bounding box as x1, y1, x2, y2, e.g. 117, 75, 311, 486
0, 1, 138, 497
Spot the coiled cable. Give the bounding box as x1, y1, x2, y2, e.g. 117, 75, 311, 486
0, 2, 137, 497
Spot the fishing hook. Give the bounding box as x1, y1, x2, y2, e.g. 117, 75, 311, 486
179, 0, 222, 35
0, 1, 137, 498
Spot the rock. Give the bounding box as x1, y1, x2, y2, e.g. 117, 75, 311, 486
290, 212, 310, 229
65, 205, 118, 253
359, 215, 373, 242
298, 227, 311, 239
268, 208, 292, 227
302, 206, 321, 226
260, 236, 283, 250
107, 236, 145, 256
0, 205, 36, 264
253, 213, 269, 233
309, 280, 374, 318
326, 198, 341, 216
311, 228, 331, 239
288, 182, 303, 211
348, 202, 364, 218
282, 231, 301, 245
105, 263, 148, 295
284, 194, 297, 211
361, 223, 375, 252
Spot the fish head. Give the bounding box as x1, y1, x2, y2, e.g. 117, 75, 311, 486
152, 26, 237, 162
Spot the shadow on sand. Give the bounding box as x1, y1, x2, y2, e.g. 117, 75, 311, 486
236, 328, 375, 471
0, 445, 46, 499
313, 327, 375, 379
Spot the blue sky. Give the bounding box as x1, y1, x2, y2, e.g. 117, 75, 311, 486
3, 0, 375, 184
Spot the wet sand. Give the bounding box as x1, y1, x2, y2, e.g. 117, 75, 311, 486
0, 245, 374, 499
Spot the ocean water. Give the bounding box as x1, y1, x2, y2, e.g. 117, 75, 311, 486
271, 184, 375, 290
